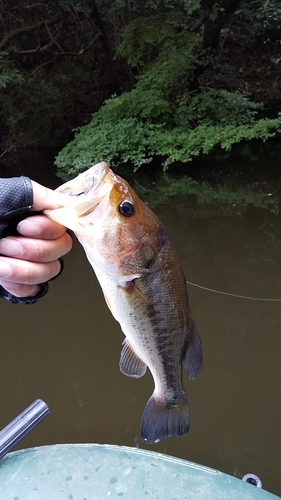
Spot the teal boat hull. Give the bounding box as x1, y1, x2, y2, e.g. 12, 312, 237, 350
0, 444, 279, 499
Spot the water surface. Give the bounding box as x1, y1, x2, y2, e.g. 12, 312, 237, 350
1, 183, 281, 496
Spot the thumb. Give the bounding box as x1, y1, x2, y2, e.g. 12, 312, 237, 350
31, 180, 67, 211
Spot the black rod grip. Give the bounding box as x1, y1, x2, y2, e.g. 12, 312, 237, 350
0, 399, 50, 460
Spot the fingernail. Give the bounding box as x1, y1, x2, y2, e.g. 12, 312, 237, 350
0, 279, 19, 290
17, 220, 40, 236
0, 261, 12, 277
0, 238, 23, 257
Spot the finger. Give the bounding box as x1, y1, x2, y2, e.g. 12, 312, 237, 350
17, 214, 68, 239
0, 256, 61, 285
0, 280, 41, 298
0, 233, 72, 263
31, 180, 67, 211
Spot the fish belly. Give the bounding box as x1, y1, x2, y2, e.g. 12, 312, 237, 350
92, 264, 191, 444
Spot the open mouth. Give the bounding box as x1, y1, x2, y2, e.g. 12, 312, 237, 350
57, 162, 109, 197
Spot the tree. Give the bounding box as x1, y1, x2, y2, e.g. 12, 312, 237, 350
0, 0, 120, 158
1, 0, 281, 175
55, 0, 281, 177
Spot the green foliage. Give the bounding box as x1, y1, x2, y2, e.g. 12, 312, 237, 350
0, 69, 23, 89
209, 3, 225, 22
175, 90, 263, 127
2, 0, 281, 177
136, 37, 199, 98
0, 52, 23, 89
55, 81, 281, 177
116, 11, 192, 68
56, 1, 281, 178
237, 0, 281, 34
185, 0, 202, 16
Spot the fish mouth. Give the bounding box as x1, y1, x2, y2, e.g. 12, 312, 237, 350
44, 162, 111, 233
57, 162, 110, 198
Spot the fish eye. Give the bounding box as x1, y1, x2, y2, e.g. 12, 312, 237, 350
118, 200, 135, 217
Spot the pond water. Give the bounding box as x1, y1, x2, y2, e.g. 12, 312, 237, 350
1, 172, 281, 497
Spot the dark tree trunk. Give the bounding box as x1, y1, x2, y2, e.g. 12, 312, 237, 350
189, 0, 241, 90
87, 0, 119, 92
201, 0, 241, 50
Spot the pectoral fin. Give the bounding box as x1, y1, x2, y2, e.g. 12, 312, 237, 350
119, 339, 147, 378
118, 280, 150, 316
182, 319, 203, 380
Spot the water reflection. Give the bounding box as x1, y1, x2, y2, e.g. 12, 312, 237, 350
1, 191, 281, 496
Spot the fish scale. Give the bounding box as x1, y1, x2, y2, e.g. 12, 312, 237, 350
44, 162, 203, 444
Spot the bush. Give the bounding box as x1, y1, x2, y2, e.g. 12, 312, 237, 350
54, 2, 281, 178
55, 86, 281, 177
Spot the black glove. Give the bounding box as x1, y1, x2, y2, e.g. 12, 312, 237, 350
0, 176, 58, 304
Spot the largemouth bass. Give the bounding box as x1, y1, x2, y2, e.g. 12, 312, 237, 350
45, 162, 202, 444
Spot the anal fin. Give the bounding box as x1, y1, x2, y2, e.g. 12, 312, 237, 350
119, 339, 147, 379
183, 318, 203, 380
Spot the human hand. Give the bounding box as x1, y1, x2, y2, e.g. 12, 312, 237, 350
0, 180, 72, 298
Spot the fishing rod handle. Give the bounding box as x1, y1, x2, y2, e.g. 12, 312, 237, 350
0, 399, 50, 460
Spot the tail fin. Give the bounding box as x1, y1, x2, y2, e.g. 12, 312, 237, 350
140, 393, 190, 444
